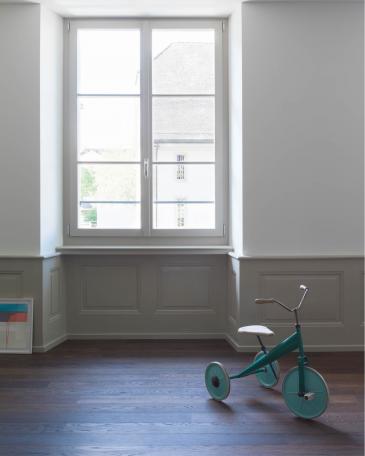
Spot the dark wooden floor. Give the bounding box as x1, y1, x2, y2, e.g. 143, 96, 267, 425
0, 341, 363, 456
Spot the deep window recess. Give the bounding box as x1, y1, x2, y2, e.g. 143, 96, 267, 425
67, 19, 227, 238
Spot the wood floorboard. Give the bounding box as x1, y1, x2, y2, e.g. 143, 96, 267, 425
0, 340, 363, 455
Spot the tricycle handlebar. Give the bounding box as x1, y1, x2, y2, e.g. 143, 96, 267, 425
255, 285, 309, 313
255, 298, 275, 304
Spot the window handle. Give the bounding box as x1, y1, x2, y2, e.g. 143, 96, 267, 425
143, 158, 149, 178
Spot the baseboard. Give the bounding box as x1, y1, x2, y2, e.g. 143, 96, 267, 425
67, 332, 226, 340
32, 334, 68, 353
32, 332, 364, 352
225, 333, 364, 352
224, 333, 257, 352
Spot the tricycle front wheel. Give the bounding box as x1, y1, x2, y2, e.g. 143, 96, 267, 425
205, 361, 230, 401
282, 366, 329, 419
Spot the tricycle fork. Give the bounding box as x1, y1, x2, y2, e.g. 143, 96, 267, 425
296, 324, 309, 396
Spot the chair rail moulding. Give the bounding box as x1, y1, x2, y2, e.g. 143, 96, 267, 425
56, 245, 233, 255
228, 253, 365, 260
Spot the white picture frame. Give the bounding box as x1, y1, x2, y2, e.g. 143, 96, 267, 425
0, 298, 33, 354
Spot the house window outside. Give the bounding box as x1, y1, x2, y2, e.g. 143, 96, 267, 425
176, 201, 185, 227
176, 154, 185, 181
67, 19, 227, 238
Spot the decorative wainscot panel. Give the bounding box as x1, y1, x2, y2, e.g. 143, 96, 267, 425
65, 255, 227, 338
233, 258, 364, 351
258, 272, 343, 326
0, 272, 23, 298
156, 265, 214, 315
80, 265, 141, 315
49, 267, 61, 320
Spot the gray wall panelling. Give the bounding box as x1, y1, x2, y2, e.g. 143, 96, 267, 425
0, 255, 362, 351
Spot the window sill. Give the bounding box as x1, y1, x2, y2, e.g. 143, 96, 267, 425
56, 245, 233, 255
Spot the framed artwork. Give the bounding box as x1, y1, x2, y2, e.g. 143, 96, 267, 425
0, 298, 33, 353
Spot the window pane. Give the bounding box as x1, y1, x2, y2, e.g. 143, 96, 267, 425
153, 143, 214, 162
153, 203, 215, 229
79, 202, 140, 229
152, 27, 216, 231
78, 29, 140, 94
153, 164, 214, 202
153, 96, 215, 144
152, 29, 215, 95
78, 97, 140, 161
78, 164, 140, 202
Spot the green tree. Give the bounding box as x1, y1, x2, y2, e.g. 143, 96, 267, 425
80, 168, 98, 227
83, 208, 97, 225
81, 167, 97, 199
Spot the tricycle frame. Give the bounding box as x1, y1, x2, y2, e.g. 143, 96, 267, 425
230, 324, 308, 395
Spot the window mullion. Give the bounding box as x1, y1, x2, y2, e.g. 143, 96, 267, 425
140, 20, 152, 235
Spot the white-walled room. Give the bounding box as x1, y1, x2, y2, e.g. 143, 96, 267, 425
0, 0, 363, 454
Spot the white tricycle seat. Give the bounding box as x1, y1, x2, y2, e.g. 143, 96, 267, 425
238, 325, 274, 337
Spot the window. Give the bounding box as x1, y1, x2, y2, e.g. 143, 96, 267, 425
176, 155, 185, 181
177, 201, 186, 227
67, 19, 227, 239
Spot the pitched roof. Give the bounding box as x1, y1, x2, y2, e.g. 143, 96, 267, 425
153, 42, 214, 94
153, 42, 214, 142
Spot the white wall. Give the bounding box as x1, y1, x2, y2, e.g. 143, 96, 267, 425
0, 4, 63, 256
0, 4, 41, 255
40, 6, 63, 255
241, 1, 364, 256
229, 5, 244, 255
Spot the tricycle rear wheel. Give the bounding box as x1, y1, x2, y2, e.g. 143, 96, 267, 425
254, 351, 280, 388
205, 361, 230, 401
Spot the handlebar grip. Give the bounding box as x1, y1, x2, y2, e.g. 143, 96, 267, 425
255, 298, 275, 304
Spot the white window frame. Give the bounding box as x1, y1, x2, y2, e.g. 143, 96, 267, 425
65, 18, 228, 241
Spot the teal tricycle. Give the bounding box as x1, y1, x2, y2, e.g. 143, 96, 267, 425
205, 285, 329, 419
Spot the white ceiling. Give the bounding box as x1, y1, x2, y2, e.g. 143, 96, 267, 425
0, 0, 354, 17
1, 0, 242, 17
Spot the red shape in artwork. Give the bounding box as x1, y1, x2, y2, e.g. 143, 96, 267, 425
8, 312, 27, 322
